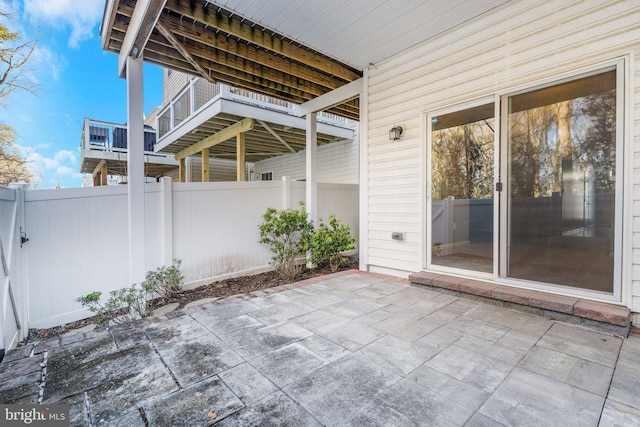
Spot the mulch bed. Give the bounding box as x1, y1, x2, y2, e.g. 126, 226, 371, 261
21, 256, 359, 344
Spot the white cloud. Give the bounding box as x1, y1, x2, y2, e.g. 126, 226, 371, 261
18, 146, 80, 188
24, 0, 104, 48
42, 149, 76, 170
30, 45, 67, 80
56, 165, 76, 176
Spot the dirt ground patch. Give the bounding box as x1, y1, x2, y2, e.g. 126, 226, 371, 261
22, 256, 359, 344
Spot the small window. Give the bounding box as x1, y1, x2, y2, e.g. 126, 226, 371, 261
167, 69, 173, 77
261, 172, 273, 181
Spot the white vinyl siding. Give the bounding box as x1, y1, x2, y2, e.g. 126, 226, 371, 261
186, 157, 239, 182
253, 139, 357, 184
163, 69, 189, 106
365, 0, 640, 308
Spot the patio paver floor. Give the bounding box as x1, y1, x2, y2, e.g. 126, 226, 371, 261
1, 269, 639, 426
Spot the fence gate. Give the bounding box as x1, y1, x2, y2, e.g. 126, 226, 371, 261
0, 184, 28, 359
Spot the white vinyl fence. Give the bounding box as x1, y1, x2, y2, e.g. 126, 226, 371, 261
15, 178, 358, 330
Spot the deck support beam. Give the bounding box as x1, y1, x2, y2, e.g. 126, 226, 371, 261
175, 118, 253, 160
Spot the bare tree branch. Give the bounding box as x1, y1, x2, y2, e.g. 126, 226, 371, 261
0, 9, 39, 186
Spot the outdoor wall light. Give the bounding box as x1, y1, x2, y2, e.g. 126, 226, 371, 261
389, 125, 403, 141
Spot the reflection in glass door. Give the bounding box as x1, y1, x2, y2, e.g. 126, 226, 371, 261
430, 103, 494, 273
505, 69, 618, 293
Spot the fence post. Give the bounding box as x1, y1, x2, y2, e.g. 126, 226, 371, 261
282, 176, 291, 210
160, 177, 174, 266
444, 196, 454, 255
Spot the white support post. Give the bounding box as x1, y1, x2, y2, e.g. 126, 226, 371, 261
282, 176, 291, 210
359, 69, 369, 271
160, 177, 173, 266
306, 113, 318, 226
126, 56, 146, 285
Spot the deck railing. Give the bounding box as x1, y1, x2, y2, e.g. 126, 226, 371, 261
81, 119, 173, 159
156, 77, 356, 139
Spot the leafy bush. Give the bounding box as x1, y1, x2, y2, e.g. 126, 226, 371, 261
307, 215, 356, 272
76, 284, 150, 325
143, 258, 184, 298
76, 260, 184, 325
259, 204, 314, 281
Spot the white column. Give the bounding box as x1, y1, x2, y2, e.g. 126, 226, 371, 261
126, 56, 146, 285
305, 112, 317, 226
359, 69, 369, 271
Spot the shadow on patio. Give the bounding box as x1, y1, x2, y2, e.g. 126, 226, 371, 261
1, 270, 639, 426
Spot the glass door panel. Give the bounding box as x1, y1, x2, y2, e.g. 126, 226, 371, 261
431, 103, 494, 273
506, 70, 617, 292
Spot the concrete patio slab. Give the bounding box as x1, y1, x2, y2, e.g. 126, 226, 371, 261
152, 333, 244, 387
1, 269, 639, 426
283, 354, 401, 426
140, 376, 245, 427
425, 344, 515, 393
296, 335, 350, 362
407, 364, 489, 412
218, 363, 279, 405
216, 391, 321, 427
250, 343, 329, 388
537, 323, 623, 367
478, 368, 604, 426
221, 321, 313, 359
351, 377, 474, 426
519, 346, 614, 396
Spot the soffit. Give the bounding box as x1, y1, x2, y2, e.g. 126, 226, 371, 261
213, 0, 512, 70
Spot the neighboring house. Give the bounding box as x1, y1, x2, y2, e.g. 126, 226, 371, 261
100, 0, 640, 323
156, 70, 358, 183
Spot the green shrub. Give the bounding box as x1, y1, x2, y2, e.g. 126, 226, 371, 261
308, 215, 356, 272
259, 203, 314, 281
76, 260, 184, 325
76, 284, 149, 325
143, 258, 184, 298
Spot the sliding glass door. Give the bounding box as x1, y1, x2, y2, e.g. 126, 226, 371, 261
504, 69, 619, 293
428, 64, 622, 297
430, 103, 495, 274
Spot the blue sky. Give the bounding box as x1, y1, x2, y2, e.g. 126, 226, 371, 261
1, 0, 163, 188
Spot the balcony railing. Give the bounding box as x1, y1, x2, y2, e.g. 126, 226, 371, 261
156, 77, 355, 140
81, 119, 173, 159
